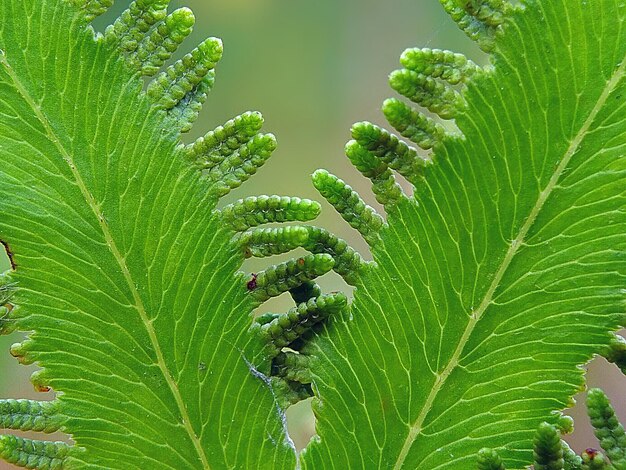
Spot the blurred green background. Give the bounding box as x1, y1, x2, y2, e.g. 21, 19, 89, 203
1, 0, 624, 467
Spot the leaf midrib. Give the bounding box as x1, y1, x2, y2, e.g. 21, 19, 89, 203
393, 53, 626, 469
0, 53, 212, 470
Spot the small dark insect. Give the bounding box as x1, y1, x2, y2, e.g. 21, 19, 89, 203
247, 273, 258, 290
585, 448, 599, 459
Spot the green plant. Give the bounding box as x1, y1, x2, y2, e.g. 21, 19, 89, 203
0, 0, 624, 469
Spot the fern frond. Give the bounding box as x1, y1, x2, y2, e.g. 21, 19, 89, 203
255, 292, 347, 350
247, 254, 335, 303
206, 133, 277, 197
0, 306, 14, 335
168, 72, 214, 132
400, 48, 480, 85
241, 225, 366, 284
389, 68, 465, 120
130, 7, 196, 76
0, 1, 312, 467
299, 226, 366, 284
269, 377, 313, 408
587, 389, 626, 468
105, 0, 169, 50
0, 436, 70, 470
9, 340, 36, 365
477, 448, 506, 470
345, 140, 405, 209
0, 272, 15, 305
533, 422, 564, 470
1, 0, 625, 468
240, 226, 310, 258
556, 415, 575, 435
147, 37, 223, 110
70, 0, 114, 22
339, 43, 480, 208
438, 0, 515, 52
271, 352, 313, 384
383, 98, 446, 150
221, 196, 321, 231
0, 400, 64, 434
561, 441, 583, 470
312, 169, 384, 247
289, 280, 322, 304
187, 111, 265, 165
351, 121, 430, 183
604, 334, 626, 375
301, 0, 626, 468
253, 293, 348, 407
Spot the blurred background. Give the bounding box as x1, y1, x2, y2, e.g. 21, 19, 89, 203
1, 0, 624, 467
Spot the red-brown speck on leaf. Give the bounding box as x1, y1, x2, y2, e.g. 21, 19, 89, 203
585, 448, 599, 459
247, 273, 258, 290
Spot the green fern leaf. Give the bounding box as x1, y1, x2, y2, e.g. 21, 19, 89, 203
301, 0, 626, 468
0, 0, 338, 468
2, 0, 626, 468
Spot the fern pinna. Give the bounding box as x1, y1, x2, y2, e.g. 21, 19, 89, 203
0, 1, 625, 470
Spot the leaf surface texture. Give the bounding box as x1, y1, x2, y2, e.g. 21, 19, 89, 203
0, 1, 296, 468
301, 1, 626, 468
